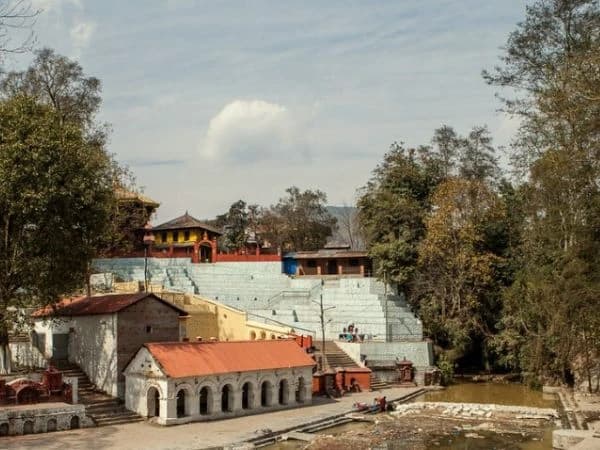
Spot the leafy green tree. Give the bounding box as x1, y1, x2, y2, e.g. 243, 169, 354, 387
220, 200, 250, 251
358, 143, 442, 287
459, 125, 499, 182
261, 187, 337, 252
0, 95, 117, 373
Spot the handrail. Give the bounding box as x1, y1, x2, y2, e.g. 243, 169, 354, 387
245, 312, 316, 336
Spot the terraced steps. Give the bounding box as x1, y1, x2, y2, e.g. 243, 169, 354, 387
57, 363, 144, 427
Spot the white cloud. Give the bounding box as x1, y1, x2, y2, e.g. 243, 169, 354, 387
199, 100, 309, 163
70, 20, 96, 54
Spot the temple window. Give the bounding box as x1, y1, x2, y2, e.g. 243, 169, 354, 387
173, 231, 179, 242
161, 232, 167, 242
184, 230, 190, 241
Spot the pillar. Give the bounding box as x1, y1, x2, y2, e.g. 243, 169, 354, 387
189, 391, 200, 416
162, 395, 174, 422
360, 264, 365, 276
211, 239, 218, 263
192, 242, 200, 264
338, 263, 343, 275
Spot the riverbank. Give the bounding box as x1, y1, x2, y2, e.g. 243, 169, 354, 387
2, 387, 423, 450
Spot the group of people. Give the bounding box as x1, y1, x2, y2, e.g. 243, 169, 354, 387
340, 323, 362, 342
352, 395, 388, 413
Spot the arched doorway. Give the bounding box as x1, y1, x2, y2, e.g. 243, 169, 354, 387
23, 421, 34, 434
261, 381, 273, 407
199, 243, 213, 263
250, 331, 256, 340
176, 390, 187, 418
46, 419, 57, 432
221, 384, 233, 412
199, 386, 212, 415
147, 386, 160, 417
295, 377, 306, 403
279, 379, 289, 405
70, 416, 79, 429
0, 423, 8, 436
242, 382, 254, 410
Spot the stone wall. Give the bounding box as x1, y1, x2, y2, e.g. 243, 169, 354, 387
0, 403, 90, 436
9, 341, 46, 370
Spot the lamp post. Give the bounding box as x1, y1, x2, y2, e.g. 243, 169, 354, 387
143, 222, 155, 292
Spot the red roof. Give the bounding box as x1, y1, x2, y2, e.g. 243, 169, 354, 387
144, 340, 316, 378
32, 293, 188, 318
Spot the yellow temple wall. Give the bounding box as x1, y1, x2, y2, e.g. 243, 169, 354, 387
154, 229, 201, 245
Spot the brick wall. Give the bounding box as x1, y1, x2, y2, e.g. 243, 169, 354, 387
116, 298, 182, 396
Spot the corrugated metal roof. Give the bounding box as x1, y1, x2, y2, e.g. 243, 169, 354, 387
144, 340, 315, 378
32, 293, 189, 318
153, 212, 222, 235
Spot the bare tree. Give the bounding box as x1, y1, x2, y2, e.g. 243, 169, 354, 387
0, 0, 39, 58
337, 204, 365, 250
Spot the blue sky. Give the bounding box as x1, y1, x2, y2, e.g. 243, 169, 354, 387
11, 0, 525, 221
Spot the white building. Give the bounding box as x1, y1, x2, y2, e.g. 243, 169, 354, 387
32, 293, 188, 398
124, 339, 315, 425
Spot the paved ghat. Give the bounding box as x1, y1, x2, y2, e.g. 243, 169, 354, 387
2, 387, 422, 450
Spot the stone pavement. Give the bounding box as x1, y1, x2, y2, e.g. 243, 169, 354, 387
2, 387, 422, 450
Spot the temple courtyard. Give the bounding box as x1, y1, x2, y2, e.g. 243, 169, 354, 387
3, 387, 422, 450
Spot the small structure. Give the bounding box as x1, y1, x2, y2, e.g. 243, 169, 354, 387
397, 358, 415, 385
32, 293, 189, 398
124, 339, 315, 425
152, 212, 222, 263
283, 244, 372, 276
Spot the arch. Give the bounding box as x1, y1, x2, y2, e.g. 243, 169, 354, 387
22, 420, 34, 434
147, 386, 160, 418
260, 380, 274, 407
176, 389, 188, 418
271, 334, 276, 340
278, 379, 290, 405
250, 331, 256, 340
0, 423, 7, 436
241, 381, 255, 410
199, 386, 213, 415
46, 418, 57, 432
260, 331, 266, 340
295, 376, 307, 403
221, 384, 234, 412
70, 416, 79, 429
199, 241, 214, 263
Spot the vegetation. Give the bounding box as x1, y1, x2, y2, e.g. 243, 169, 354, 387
0, 49, 136, 373
357, 0, 600, 389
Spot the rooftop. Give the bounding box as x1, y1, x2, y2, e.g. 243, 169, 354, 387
32, 292, 189, 318
143, 339, 315, 378
115, 188, 160, 208
153, 212, 222, 235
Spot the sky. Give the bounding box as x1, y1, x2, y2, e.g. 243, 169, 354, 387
8, 0, 525, 222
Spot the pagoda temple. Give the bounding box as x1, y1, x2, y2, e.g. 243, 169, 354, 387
151, 212, 222, 263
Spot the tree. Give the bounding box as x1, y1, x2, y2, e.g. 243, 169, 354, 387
0, 1, 39, 57
413, 178, 506, 367
459, 126, 499, 182
431, 125, 460, 178
357, 143, 441, 287
261, 187, 337, 252
220, 200, 250, 252
1, 48, 102, 129
0, 95, 117, 373
485, 0, 600, 386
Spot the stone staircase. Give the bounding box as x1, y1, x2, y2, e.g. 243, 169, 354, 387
321, 340, 360, 369
56, 362, 144, 427
370, 373, 394, 391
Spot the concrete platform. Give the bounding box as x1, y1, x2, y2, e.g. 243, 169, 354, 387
2, 386, 423, 450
